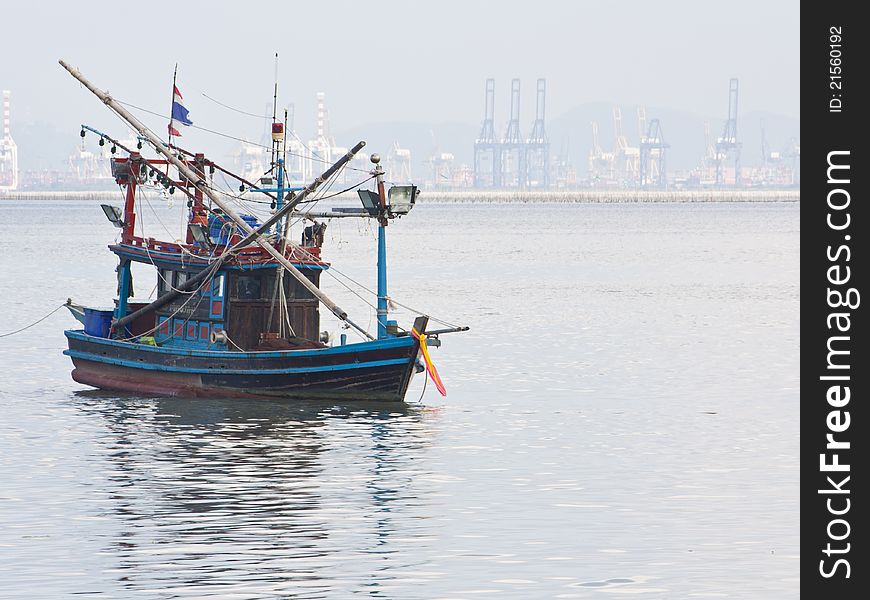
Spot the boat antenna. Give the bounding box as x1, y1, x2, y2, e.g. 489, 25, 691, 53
59, 59, 373, 341
271, 52, 278, 167
282, 107, 291, 238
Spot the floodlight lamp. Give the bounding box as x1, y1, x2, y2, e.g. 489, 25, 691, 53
387, 185, 417, 216
188, 223, 211, 244
357, 190, 381, 217
100, 204, 124, 228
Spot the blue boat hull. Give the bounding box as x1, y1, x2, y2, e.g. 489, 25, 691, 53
64, 330, 421, 402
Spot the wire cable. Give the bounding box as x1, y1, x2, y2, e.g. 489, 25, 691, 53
0, 304, 66, 338
416, 367, 429, 403
117, 98, 370, 172
97, 97, 463, 335
200, 92, 333, 169
201, 92, 270, 119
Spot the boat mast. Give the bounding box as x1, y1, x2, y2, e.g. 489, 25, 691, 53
271, 53, 285, 237
372, 154, 389, 339
274, 107, 291, 335
186, 153, 206, 244
114, 153, 140, 329
271, 53, 278, 167
121, 156, 139, 244
59, 59, 373, 340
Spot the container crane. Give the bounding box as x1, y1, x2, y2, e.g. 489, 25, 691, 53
639, 118, 669, 188
525, 78, 549, 188
473, 78, 500, 188
715, 78, 741, 186
500, 78, 524, 188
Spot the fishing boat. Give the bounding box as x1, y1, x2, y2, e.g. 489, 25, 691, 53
58, 60, 466, 402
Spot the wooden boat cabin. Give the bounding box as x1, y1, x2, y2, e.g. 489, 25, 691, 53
114, 238, 327, 352
160, 264, 321, 350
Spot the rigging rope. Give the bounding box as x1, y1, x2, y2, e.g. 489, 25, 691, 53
274, 226, 462, 330
416, 365, 429, 403
116, 99, 370, 172
93, 96, 464, 335
200, 92, 333, 168
0, 304, 66, 338
201, 92, 269, 119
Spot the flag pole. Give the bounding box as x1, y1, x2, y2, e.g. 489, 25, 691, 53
169, 64, 178, 141
167, 63, 178, 177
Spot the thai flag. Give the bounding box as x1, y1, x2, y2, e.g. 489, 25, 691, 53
168, 85, 193, 137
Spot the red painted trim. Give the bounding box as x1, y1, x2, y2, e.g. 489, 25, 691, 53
121, 154, 139, 244
111, 243, 328, 268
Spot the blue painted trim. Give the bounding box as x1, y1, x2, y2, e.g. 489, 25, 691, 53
228, 262, 327, 271
65, 330, 415, 359
64, 349, 409, 375
377, 223, 388, 339
115, 258, 132, 322
159, 338, 213, 350
276, 157, 284, 237
250, 187, 305, 193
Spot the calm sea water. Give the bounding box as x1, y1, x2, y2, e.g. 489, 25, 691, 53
0, 198, 799, 598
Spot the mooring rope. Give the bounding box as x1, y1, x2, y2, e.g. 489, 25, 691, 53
416, 368, 429, 403
0, 304, 66, 338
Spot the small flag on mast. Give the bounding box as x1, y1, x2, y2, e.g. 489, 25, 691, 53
168, 85, 193, 137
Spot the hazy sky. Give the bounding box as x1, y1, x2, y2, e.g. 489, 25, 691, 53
2, 0, 798, 148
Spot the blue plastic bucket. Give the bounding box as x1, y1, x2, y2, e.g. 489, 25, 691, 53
208, 214, 260, 245
208, 214, 232, 244
83, 308, 114, 338
241, 214, 259, 229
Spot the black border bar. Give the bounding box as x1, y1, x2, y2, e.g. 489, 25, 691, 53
803, 5, 866, 595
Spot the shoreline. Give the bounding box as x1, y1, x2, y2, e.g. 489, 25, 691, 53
1, 189, 800, 203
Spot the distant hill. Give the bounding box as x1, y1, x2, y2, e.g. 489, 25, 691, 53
13, 105, 798, 181
335, 105, 799, 179
548, 103, 800, 174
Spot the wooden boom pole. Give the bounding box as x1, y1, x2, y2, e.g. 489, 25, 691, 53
59, 59, 373, 340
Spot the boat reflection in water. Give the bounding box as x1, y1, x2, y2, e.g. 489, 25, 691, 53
73, 392, 440, 597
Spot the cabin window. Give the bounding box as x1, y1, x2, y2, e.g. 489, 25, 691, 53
227, 270, 319, 301
157, 268, 170, 296
297, 270, 319, 300
174, 271, 188, 288
274, 271, 317, 300
236, 275, 261, 300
